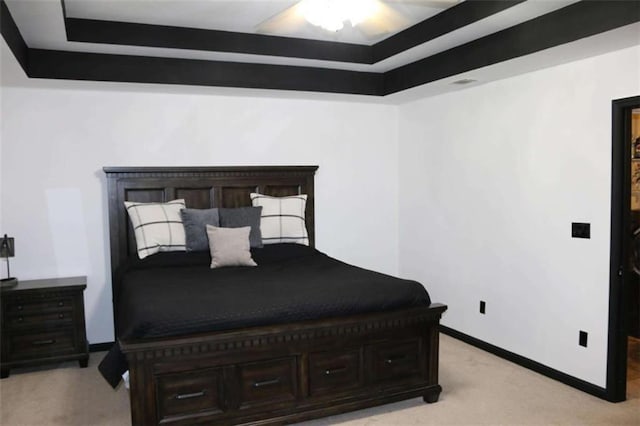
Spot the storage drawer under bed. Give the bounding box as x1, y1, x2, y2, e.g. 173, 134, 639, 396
155, 369, 225, 422
237, 357, 297, 409
370, 339, 422, 383
309, 348, 361, 396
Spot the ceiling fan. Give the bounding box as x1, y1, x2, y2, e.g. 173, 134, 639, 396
256, 0, 461, 40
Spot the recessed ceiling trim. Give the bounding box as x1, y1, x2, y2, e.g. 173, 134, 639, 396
0, 0, 27, 73
27, 48, 384, 96
64, 17, 375, 65
62, 0, 524, 65
384, 0, 640, 94
372, 0, 525, 62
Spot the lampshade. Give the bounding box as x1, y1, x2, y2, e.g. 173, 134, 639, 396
0, 234, 17, 287
0, 234, 14, 258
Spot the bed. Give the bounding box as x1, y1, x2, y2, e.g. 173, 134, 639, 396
102, 166, 447, 426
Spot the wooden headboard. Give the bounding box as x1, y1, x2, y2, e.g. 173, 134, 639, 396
103, 166, 318, 332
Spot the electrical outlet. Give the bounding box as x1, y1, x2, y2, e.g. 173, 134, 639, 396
479, 301, 486, 314
579, 331, 588, 347
572, 223, 591, 239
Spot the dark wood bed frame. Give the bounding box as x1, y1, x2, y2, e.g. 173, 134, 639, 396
104, 166, 447, 426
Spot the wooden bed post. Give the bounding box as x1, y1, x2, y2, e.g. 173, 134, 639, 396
424, 304, 445, 403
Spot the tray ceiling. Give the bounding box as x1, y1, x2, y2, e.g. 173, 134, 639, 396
1, 0, 639, 96
64, 0, 447, 45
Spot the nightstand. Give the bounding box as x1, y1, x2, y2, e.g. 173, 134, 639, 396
0, 276, 89, 378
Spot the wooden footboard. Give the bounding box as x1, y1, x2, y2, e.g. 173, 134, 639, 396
120, 304, 446, 425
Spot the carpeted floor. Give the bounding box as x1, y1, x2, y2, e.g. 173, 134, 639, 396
1, 334, 638, 426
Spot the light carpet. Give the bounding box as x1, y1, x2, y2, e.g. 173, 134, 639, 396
1, 334, 638, 425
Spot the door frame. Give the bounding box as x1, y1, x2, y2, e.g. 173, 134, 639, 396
608, 95, 640, 401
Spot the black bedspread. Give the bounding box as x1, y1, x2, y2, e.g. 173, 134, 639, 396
99, 244, 430, 387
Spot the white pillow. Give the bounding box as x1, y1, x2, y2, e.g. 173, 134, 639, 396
250, 193, 308, 245
124, 199, 186, 259
206, 225, 257, 269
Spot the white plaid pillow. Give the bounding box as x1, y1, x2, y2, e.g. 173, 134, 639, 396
124, 199, 187, 259
250, 193, 308, 245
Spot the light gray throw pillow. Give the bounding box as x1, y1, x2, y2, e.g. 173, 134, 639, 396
206, 225, 257, 269
180, 208, 219, 251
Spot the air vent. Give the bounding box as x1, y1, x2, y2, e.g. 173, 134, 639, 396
452, 78, 477, 85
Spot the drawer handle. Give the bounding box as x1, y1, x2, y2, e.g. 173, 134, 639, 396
57, 302, 64, 307
175, 390, 206, 400
385, 355, 408, 365
17, 317, 24, 322
17, 305, 23, 311
324, 366, 348, 376
253, 378, 281, 388
58, 314, 64, 319
32, 339, 56, 346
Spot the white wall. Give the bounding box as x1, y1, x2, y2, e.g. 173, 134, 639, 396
0, 53, 399, 344
398, 45, 640, 387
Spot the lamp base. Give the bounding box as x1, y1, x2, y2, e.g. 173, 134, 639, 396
1, 277, 18, 288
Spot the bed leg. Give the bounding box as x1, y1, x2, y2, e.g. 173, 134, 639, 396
423, 385, 442, 403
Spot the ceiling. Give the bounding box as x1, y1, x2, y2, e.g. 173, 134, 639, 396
1, 0, 639, 98
64, 0, 449, 46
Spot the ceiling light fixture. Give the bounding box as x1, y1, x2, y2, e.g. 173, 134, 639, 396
300, 0, 379, 32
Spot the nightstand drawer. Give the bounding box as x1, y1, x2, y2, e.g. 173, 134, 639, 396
8, 329, 76, 360
7, 311, 74, 328
6, 297, 73, 314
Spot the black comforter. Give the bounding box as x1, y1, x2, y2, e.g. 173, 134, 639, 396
99, 244, 431, 387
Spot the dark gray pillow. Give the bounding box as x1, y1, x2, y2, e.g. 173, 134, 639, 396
219, 206, 263, 248
180, 208, 219, 251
